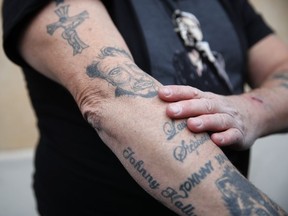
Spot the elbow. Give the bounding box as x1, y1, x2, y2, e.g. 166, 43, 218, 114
76, 86, 107, 132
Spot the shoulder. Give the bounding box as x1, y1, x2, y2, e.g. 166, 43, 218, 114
2, 0, 50, 65
219, 0, 273, 48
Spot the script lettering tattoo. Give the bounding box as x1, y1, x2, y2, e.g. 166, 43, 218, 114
273, 72, 288, 89
173, 134, 209, 162
47, 5, 89, 55
86, 47, 158, 98
216, 166, 287, 215
123, 147, 160, 189
161, 160, 214, 216
163, 120, 187, 140
215, 153, 228, 166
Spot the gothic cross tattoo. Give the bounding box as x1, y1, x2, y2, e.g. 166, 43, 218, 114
47, 5, 89, 55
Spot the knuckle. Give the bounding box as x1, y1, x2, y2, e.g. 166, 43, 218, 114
219, 115, 230, 128
204, 99, 213, 112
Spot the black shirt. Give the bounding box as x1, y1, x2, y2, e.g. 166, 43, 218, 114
2, 0, 273, 215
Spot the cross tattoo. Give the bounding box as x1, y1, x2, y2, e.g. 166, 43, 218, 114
47, 5, 89, 55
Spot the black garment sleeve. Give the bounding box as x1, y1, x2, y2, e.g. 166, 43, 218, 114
233, 0, 274, 48
2, 0, 49, 66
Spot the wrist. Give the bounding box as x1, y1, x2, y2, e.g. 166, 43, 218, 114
242, 89, 278, 137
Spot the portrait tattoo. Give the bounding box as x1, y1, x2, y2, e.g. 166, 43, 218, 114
47, 5, 89, 55
86, 47, 158, 98
216, 166, 286, 215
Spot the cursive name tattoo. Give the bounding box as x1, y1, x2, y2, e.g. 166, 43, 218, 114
215, 153, 228, 166
162, 186, 196, 216
173, 134, 209, 162
161, 160, 214, 216
216, 166, 287, 215
163, 120, 187, 140
86, 47, 158, 98
178, 160, 213, 199
47, 5, 89, 55
123, 147, 160, 190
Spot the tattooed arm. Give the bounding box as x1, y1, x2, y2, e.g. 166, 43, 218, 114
19, 0, 287, 215
247, 35, 288, 135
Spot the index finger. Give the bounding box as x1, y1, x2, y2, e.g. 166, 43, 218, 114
158, 85, 203, 102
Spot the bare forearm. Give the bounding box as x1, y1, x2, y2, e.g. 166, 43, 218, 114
246, 35, 288, 137
19, 0, 287, 214
85, 58, 287, 214
243, 70, 288, 137
88, 84, 287, 215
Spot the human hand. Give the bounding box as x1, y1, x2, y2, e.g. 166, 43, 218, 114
158, 85, 262, 150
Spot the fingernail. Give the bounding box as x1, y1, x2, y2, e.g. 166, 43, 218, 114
161, 87, 172, 97
215, 136, 224, 145
169, 104, 181, 114
191, 119, 203, 127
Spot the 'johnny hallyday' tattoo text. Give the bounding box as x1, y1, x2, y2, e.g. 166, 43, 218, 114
47, 3, 89, 55
161, 160, 214, 216
122, 147, 215, 216
215, 153, 229, 166
123, 147, 160, 190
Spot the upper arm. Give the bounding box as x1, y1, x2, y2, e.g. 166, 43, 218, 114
247, 34, 288, 88
19, 0, 129, 86
18, 0, 164, 141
